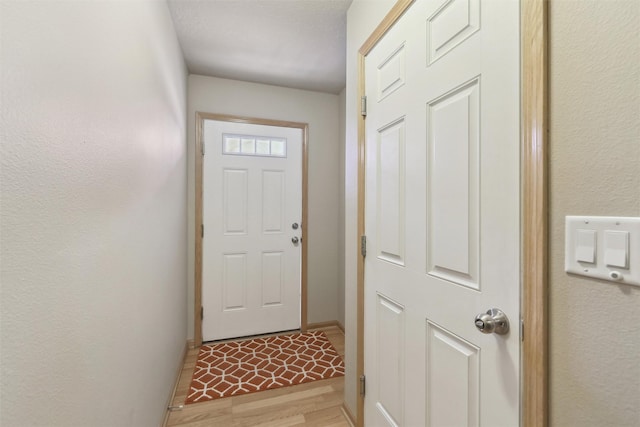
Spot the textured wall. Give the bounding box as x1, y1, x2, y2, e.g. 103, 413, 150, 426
549, 0, 640, 425
344, 0, 396, 416
0, 1, 188, 426
187, 75, 341, 338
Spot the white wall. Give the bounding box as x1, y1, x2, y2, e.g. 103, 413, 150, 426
338, 88, 346, 328
0, 1, 188, 426
344, 0, 395, 416
187, 75, 341, 338
549, 1, 640, 425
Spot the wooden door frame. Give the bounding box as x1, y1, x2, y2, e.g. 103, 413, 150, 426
354, 0, 548, 426
194, 112, 310, 347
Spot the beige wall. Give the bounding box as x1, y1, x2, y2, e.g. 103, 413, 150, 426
549, 1, 640, 425
187, 75, 342, 339
0, 1, 188, 425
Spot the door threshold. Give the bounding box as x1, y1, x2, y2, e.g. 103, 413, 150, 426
202, 328, 301, 345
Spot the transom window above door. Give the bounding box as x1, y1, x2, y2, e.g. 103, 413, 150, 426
222, 133, 287, 157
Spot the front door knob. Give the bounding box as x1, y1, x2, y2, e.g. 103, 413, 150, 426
474, 308, 509, 335
291, 237, 299, 244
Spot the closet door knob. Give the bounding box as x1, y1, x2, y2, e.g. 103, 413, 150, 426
474, 309, 509, 335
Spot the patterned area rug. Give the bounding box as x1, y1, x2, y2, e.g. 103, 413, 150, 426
186, 330, 345, 404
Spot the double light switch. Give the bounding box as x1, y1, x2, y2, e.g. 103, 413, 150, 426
566, 216, 640, 287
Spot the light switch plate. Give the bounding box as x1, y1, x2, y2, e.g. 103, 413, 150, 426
565, 216, 640, 287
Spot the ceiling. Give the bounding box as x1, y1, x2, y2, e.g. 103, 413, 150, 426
167, 0, 353, 94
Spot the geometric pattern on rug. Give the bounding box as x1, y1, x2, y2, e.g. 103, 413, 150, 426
185, 330, 345, 404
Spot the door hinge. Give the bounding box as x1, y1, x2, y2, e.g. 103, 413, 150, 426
520, 319, 524, 342
200, 306, 203, 320
201, 141, 205, 155
201, 224, 204, 238
361, 96, 367, 117
361, 235, 367, 258
359, 375, 366, 397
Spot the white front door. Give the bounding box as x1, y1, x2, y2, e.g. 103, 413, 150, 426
364, 0, 520, 425
202, 120, 302, 342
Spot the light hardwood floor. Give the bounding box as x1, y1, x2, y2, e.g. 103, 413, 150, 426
165, 326, 349, 427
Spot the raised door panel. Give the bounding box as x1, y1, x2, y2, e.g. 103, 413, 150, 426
427, 0, 480, 65
376, 118, 406, 266
374, 293, 405, 427
377, 43, 406, 101
427, 78, 480, 290
261, 251, 283, 307
262, 170, 285, 234
222, 253, 247, 311
426, 321, 479, 427
223, 169, 248, 235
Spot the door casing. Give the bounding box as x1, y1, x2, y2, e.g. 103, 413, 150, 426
353, 0, 548, 426
194, 112, 309, 347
